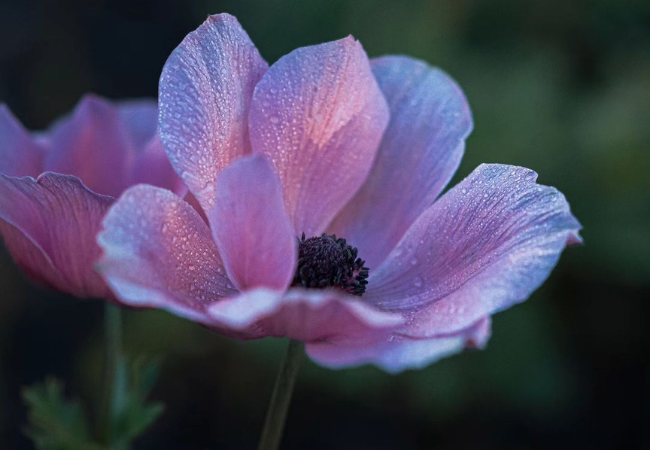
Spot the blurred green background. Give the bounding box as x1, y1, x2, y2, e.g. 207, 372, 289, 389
1, 0, 649, 449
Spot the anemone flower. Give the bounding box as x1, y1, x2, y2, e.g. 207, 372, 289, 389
97, 14, 581, 375
0, 95, 184, 299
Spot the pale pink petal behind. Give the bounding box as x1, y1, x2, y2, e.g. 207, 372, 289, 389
249, 37, 389, 236
307, 317, 491, 373
44, 95, 132, 198
207, 155, 296, 291
0, 105, 43, 177
366, 164, 582, 335
207, 288, 403, 341
0, 173, 113, 298
97, 185, 235, 321
117, 99, 159, 149
329, 56, 473, 268
159, 13, 268, 210
129, 136, 187, 196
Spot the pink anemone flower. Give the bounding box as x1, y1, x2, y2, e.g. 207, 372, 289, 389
97, 14, 581, 372
0, 95, 184, 299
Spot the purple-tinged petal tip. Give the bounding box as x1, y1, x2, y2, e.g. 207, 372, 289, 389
366, 164, 581, 337
159, 13, 268, 211
307, 316, 491, 373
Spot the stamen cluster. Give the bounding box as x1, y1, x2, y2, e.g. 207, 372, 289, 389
293, 233, 369, 296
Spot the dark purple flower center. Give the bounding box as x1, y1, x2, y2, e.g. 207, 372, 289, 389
293, 233, 369, 296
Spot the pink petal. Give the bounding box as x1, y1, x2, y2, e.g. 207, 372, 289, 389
366, 164, 582, 335
329, 56, 473, 268
207, 155, 296, 291
0, 173, 113, 298
307, 316, 491, 373
117, 99, 159, 149
97, 185, 235, 321
44, 94, 133, 198
207, 288, 404, 341
129, 136, 187, 197
159, 14, 268, 211
0, 105, 43, 177
249, 37, 389, 236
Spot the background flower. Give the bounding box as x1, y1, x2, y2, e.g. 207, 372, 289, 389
0, 95, 184, 299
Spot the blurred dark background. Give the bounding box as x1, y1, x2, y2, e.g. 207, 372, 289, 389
1, 0, 649, 449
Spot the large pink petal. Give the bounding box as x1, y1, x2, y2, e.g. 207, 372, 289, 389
0, 173, 113, 298
329, 56, 473, 268
207, 155, 296, 291
366, 164, 581, 335
249, 37, 389, 236
97, 185, 235, 321
44, 95, 133, 198
159, 14, 268, 211
207, 288, 403, 341
307, 316, 490, 373
0, 105, 43, 177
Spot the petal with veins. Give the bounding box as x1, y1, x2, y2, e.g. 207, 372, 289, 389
159, 13, 268, 210
249, 37, 389, 236
366, 164, 581, 335
330, 56, 472, 268
0, 173, 113, 298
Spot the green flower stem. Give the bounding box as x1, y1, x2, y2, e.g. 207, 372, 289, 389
100, 302, 124, 447
257, 339, 304, 450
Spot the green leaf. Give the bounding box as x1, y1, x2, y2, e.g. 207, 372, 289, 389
111, 357, 165, 449
22, 378, 104, 450
24, 358, 165, 450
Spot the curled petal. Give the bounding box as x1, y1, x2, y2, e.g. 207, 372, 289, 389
307, 317, 491, 373
207, 288, 404, 341
208, 155, 296, 291
0, 105, 43, 177
366, 164, 581, 334
330, 56, 472, 268
249, 37, 389, 236
159, 13, 268, 210
97, 185, 235, 320
0, 173, 113, 298
44, 95, 133, 198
